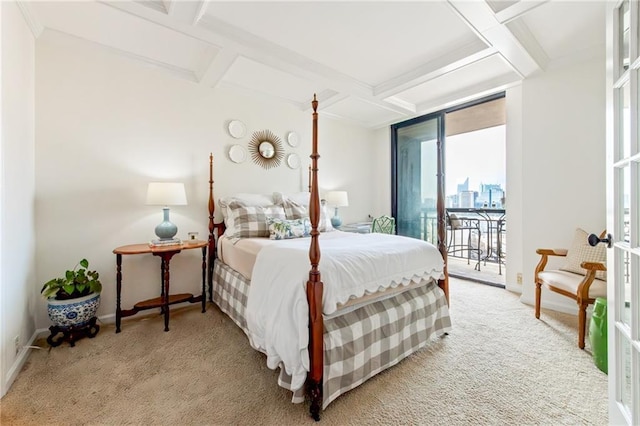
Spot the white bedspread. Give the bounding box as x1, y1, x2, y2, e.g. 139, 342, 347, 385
245, 231, 444, 392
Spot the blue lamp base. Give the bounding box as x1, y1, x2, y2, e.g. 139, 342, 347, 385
331, 207, 342, 228
155, 207, 178, 240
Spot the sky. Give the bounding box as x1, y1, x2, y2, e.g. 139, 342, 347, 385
419, 125, 506, 200
444, 125, 506, 196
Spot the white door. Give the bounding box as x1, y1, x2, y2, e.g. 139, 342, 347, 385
606, 1, 639, 424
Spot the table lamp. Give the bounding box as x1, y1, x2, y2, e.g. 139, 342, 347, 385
146, 182, 187, 241
325, 191, 349, 228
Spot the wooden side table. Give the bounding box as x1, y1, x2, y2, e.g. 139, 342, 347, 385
113, 241, 207, 332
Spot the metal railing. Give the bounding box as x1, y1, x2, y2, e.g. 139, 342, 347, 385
397, 208, 507, 275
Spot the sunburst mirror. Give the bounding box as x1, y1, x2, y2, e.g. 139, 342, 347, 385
248, 129, 284, 169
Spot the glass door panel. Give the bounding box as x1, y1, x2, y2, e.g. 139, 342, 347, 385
620, 165, 631, 245
393, 117, 441, 245
620, 0, 630, 74
617, 246, 632, 329
609, 1, 640, 423
621, 335, 633, 417
621, 81, 631, 160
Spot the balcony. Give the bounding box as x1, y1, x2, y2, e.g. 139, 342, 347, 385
408, 208, 506, 287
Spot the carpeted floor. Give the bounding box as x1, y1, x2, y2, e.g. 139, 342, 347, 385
0, 278, 608, 425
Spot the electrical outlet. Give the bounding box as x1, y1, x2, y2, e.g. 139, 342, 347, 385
516, 273, 523, 285
14, 335, 20, 355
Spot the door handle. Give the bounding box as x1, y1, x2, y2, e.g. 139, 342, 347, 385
588, 233, 613, 249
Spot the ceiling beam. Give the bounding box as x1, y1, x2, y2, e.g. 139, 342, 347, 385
383, 96, 416, 114
374, 39, 496, 99
415, 73, 520, 115
103, 2, 417, 116
446, 0, 544, 77
17, 1, 44, 38
307, 91, 348, 111
166, 0, 207, 26
197, 48, 237, 88
196, 16, 420, 116
495, 0, 549, 24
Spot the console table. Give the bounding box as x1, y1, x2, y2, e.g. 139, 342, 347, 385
113, 241, 207, 332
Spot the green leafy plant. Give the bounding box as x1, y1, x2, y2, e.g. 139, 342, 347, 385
41, 259, 102, 300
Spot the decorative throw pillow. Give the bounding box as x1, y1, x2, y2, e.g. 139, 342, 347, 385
267, 217, 311, 240
559, 227, 607, 281
282, 199, 308, 220
220, 199, 246, 235
226, 202, 286, 238
275, 194, 334, 232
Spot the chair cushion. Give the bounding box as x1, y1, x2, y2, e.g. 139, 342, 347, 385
538, 270, 607, 299
559, 228, 607, 281
449, 213, 462, 229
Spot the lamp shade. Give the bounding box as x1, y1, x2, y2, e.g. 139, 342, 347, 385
325, 191, 349, 207
146, 182, 187, 206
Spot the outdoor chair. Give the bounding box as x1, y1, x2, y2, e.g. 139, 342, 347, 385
446, 211, 482, 270
371, 215, 395, 234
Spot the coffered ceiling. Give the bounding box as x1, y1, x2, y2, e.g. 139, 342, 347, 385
20, 1, 604, 128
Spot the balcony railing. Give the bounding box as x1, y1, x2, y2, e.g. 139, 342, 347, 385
446, 208, 506, 274
398, 208, 506, 277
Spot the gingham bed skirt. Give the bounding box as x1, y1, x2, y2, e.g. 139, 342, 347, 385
212, 259, 452, 410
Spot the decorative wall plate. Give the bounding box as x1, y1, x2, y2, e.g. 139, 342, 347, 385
287, 131, 299, 147
228, 120, 246, 139
229, 144, 247, 163
287, 153, 301, 169
249, 129, 284, 169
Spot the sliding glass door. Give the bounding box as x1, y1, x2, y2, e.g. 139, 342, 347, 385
391, 113, 445, 257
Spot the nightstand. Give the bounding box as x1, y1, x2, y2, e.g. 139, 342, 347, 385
113, 241, 207, 332
338, 222, 372, 234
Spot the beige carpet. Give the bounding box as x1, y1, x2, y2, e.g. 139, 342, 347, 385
0, 278, 608, 425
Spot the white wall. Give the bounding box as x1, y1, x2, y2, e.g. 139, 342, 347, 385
34, 30, 377, 329
1, 1, 37, 397
372, 126, 391, 217
518, 53, 606, 313
505, 85, 524, 293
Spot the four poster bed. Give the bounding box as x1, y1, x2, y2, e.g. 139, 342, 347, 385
207, 96, 451, 420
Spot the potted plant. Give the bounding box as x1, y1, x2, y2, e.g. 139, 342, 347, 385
41, 258, 102, 337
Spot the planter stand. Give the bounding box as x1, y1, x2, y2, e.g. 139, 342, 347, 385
46, 316, 100, 347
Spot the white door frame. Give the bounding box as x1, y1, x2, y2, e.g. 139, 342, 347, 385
606, 1, 640, 424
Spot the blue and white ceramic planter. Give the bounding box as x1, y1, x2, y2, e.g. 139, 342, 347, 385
47, 292, 100, 329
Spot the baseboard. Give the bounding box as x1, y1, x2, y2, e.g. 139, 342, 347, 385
520, 297, 589, 317
98, 313, 115, 324
2, 312, 119, 399
2, 328, 43, 398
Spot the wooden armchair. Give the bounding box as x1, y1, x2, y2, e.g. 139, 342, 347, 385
534, 230, 607, 349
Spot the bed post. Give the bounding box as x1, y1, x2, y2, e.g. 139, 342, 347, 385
208, 154, 216, 301
436, 133, 449, 304
306, 94, 324, 421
